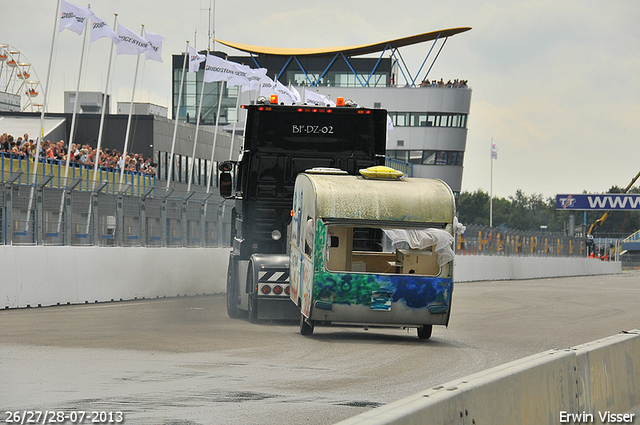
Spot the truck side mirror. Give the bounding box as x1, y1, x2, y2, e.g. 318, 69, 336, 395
220, 172, 233, 198
218, 161, 234, 198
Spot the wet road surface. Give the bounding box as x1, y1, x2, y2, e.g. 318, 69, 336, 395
1, 271, 639, 424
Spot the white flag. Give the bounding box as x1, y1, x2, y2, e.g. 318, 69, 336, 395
90, 14, 119, 44
144, 30, 164, 62
203, 54, 236, 83
491, 141, 498, 160
226, 62, 252, 88
59, 0, 93, 35
260, 76, 277, 96
387, 115, 394, 130
305, 89, 334, 106
274, 81, 297, 105
116, 23, 148, 55
290, 85, 301, 103
246, 67, 268, 92
188, 46, 206, 73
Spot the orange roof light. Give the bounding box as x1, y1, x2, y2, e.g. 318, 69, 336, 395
270, 94, 278, 104
336, 97, 345, 107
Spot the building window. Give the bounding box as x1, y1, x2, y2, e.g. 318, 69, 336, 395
394, 150, 409, 162
422, 151, 436, 165
410, 113, 428, 127
388, 112, 468, 128
409, 150, 423, 164
386, 150, 464, 167
397, 140, 404, 147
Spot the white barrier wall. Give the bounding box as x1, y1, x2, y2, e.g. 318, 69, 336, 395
0, 246, 230, 309
0, 246, 621, 309
454, 255, 621, 282
335, 330, 640, 425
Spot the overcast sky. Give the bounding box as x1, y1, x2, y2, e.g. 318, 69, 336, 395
3, 0, 640, 199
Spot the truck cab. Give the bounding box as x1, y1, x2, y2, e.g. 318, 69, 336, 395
222, 98, 387, 321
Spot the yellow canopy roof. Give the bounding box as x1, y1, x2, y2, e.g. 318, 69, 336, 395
214, 27, 471, 57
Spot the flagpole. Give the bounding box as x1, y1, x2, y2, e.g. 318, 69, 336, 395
187, 51, 208, 192
92, 14, 118, 186
26, 0, 62, 233
206, 81, 225, 193
81, 14, 118, 235
64, 12, 91, 183
166, 41, 189, 190
55, 11, 90, 233
490, 139, 494, 228
228, 87, 242, 161
220, 86, 244, 218
119, 24, 144, 190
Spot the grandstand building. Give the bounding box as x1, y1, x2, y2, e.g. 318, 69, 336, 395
171, 27, 472, 193
0, 27, 472, 196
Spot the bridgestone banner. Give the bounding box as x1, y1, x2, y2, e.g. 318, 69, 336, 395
60, 0, 92, 35
116, 23, 148, 55
556, 194, 640, 211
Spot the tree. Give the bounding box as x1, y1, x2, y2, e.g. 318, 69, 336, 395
457, 187, 640, 237
458, 189, 489, 226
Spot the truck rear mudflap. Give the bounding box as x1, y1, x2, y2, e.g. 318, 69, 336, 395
256, 297, 299, 321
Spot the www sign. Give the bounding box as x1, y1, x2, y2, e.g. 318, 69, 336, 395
556, 194, 640, 210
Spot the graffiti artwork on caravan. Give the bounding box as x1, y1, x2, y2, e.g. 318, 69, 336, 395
289, 166, 464, 339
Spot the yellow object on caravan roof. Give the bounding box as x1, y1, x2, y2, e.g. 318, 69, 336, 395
359, 166, 404, 179
298, 173, 455, 224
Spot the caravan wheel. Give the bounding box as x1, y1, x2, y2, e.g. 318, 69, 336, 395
299, 313, 314, 336
417, 325, 433, 340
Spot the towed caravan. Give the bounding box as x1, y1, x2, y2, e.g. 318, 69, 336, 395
289, 166, 459, 339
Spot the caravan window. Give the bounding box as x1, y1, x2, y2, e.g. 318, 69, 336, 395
304, 218, 314, 257
324, 224, 442, 277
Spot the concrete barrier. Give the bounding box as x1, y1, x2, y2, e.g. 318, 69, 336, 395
1, 246, 230, 309
454, 255, 621, 282
334, 330, 640, 425
0, 246, 621, 308
575, 331, 640, 419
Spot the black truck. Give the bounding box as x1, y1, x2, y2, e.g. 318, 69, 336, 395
220, 96, 388, 321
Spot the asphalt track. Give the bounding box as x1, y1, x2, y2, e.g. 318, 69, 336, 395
1, 271, 639, 424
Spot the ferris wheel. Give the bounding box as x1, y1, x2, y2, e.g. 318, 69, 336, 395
0, 44, 43, 112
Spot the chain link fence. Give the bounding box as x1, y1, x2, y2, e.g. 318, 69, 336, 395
1, 173, 231, 248
456, 224, 589, 257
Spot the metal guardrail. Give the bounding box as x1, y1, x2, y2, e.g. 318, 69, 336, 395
0, 154, 616, 258
456, 224, 589, 257
1, 153, 156, 197
385, 157, 413, 177
1, 172, 231, 248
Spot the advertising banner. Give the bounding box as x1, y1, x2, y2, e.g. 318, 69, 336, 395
556, 194, 640, 211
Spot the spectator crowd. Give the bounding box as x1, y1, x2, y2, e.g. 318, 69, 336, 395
420, 78, 469, 88
0, 132, 157, 176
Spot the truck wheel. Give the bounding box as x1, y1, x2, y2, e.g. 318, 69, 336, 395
247, 264, 259, 323
226, 258, 240, 318
417, 325, 433, 340
248, 295, 258, 323
300, 313, 314, 336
